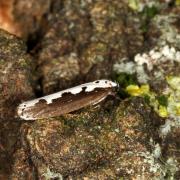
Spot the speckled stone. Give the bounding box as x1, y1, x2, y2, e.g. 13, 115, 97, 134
11, 98, 177, 179
0, 1, 179, 179
37, 0, 144, 93
0, 29, 34, 178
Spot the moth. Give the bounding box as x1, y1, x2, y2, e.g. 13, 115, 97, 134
17, 80, 118, 120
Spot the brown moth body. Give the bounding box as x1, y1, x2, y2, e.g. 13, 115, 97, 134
17, 80, 117, 120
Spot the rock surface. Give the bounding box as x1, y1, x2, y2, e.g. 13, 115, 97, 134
0, 0, 179, 179
0, 29, 34, 178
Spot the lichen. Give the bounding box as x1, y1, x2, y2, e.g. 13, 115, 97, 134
125, 84, 167, 118
124, 75, 180, 120
152, 14, 180, 48
138, 139, 179, 178
127, 0, 160, 12
126, 84, 149, 96
42, 167, 63, 180
114, 45, 180, 85
1, 0, 179, 179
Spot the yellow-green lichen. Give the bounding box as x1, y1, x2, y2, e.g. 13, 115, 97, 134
128, 0, 140, 11
166, 76, 180, 118
166, 76, 180, 90
125, 76, 180, 119
158, 105, 168, 118
126, 84, 149, 96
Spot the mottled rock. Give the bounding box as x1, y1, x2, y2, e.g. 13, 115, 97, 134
1, 0, 144, 93
11, 98, 177, 179
0, 29, 34, 178
37, 0, 143, 93
147, 13, 180, 49
0, 1, 179, 179
113, 10, 180, 93
0, 29, 34, 120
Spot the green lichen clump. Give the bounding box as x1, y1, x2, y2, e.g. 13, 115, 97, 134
124, 76, 180, 119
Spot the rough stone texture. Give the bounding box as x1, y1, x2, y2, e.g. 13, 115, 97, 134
113, 5, 180, 93
0, 0, 144, 93
11, 98, 179, 179
0, 29, 34, 119
161, 126, 180, 179
37, 0, 144, 94
13, 0, 52, 37
0, 29, 34, 178
0, 0, 179, 179
146, 13, 180, 92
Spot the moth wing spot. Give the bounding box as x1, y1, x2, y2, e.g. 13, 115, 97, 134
21, 110, 24, 116
95, 80, 99, 83
61, 92, 73, 97
52, 92, 73, 103
39, 99, 47, 103
34, 99, 48, 106
82, 87, 87, 92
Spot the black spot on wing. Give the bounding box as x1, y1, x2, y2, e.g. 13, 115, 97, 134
21, 108, 25, 116
34, 99, 48, 106
82, 86, 87, 92
39, 99, 47, 103
52, 92, 74, 104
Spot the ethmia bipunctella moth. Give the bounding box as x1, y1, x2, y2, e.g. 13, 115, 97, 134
17, 80, 118, 120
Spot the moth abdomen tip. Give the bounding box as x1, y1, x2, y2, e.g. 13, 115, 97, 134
16, 103, 33, 120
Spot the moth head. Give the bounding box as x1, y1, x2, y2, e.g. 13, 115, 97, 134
93, 80, 118, 88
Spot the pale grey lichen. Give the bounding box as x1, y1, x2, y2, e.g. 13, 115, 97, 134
42, 167, 63, 180
165, 158, 179, 178
114, 45, 180, 84
159, 76, 180, 137
159, 119, 172, 137
166, 78, 180, 121
135, 45, 180, 71
128, 13, 180, 79
137, 141, 179, 178
113, 60, 136, 74
150, 139, 162, 159
138, 150, 163, 174
128, 0, 161, 12
153, 14, 180, 48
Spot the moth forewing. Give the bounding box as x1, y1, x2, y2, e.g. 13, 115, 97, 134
17, 80, 117, 120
